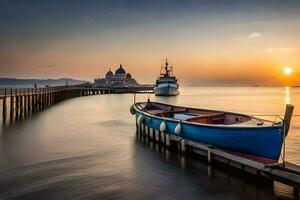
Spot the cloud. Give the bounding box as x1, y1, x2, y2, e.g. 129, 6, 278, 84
248, 32, 262, 38
229, 20, 266, 26
232, 32, 262, 41
265, 47, 298, 53
249, 21, 265, 25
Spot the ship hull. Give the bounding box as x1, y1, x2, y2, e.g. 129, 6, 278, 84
154, 86, 179, 96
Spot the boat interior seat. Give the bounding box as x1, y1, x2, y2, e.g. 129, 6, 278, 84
155, 110, 186, 117
186, 113, 225, 124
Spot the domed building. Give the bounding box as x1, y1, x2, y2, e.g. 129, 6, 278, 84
115, 65, 126, 75
94, 64, 139, 87
105, 69, 113, 79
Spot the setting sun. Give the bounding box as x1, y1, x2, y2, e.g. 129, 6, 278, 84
284, 66, 293, 75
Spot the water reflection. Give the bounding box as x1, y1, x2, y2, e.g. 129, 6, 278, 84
285, 87, 291, 105
0, 87, 299, 200
133, 135, 282, 200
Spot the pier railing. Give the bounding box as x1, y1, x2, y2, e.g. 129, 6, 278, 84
0, 84, 154, 98
1, 84, 154, 122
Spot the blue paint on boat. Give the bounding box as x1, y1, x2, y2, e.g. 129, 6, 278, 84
134, 105, 284, 161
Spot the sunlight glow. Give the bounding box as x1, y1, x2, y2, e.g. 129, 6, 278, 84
284, 66, 293, 75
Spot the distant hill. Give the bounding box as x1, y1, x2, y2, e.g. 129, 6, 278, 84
0, 78, 89, 88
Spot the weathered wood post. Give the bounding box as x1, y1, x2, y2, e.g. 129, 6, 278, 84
155, 130, 161, 143
147, 126, 151, 140
27, 89, 30, 114
41, 89, 44, 110
20, 93, 24, 116
24, 93, 27, 115
140, 123, 145, 141
48, 91, 51, 106
25, 92, 29, 115
50, 90, 54, 105
27, 94, 30, 114
35, 89, 39, 112
58, 91, 61, 102
32, 89, 35, 112
42, 90, 45, 108
2, 88, 7, 121
27, 89, 31, 114
161, 131, 166, 144
43, 89, 46, 108
293, 187, 299, 200
49, 91, 51, 105
208, 149, 212, 163
180, 139, 186, 152
15, 90, 19, 119
57, 91, 59, 103
166, 134, 171, 147
46, 90, 49, 107
46, 92, 49, 107
35, 93, 38, 112
46, 91, 49, 107
25, 94, 28, 115
10, 89, 14, 119
38, 91, 41, 110
42, 90, 45, 109
53, 91, 56, 104
48, 91, 50, 106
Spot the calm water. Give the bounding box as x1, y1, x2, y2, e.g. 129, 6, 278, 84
0, 87, 299, 200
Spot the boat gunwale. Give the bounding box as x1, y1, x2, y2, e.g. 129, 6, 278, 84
134, 101, 283, 129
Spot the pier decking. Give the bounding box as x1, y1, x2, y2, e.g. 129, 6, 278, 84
136, 122, 300, 199
0, 84, 153, 122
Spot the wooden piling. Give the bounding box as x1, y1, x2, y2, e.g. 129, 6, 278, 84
35, 94, 38, 112
41, 92, 44, 110
20, 95, 24, 116
15, 95, 19, 118
166, 134, 171, 147
38, 94, 42, 111
2, 89, 7, 121
293, 187, 299, 200
155, 130, 160, 142
27, 95, 31, 114
149, 128, 154, 140
32, 94, 35, 112
23, 95, 27, 114
180, 139, 186, 152
144, 125, 148, 137
10, 92, 14, 119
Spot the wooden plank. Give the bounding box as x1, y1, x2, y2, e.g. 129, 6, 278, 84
210, 148, 266, 170
186, 140, 210, 151
170, 134, 182, 141
268, 162, 300, 175
262, 168, 300, 187
184, 138, 300, 188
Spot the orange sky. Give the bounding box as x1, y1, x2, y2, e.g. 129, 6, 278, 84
0, 0, 299, 86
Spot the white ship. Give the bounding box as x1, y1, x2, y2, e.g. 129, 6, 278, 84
154, 59, 179, 96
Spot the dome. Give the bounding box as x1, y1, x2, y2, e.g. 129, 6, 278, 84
115, 64, 126, 74
126, 73, 132, 79
105, 69, 113, 78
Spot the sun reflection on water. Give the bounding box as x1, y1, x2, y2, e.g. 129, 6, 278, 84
285, 86, 290, 105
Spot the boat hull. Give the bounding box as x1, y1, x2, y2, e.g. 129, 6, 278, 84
154, 86, 179, 96
134, 109, 283, 161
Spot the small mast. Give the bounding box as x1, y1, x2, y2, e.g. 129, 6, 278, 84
160, 58, 173, 77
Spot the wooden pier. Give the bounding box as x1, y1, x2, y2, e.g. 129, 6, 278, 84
0, 84, 153, 122
137, 122, 300, 199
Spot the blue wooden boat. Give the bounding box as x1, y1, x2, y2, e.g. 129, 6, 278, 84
130, 101, 294, 161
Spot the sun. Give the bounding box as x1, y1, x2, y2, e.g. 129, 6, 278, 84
284, 66, 293, 75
